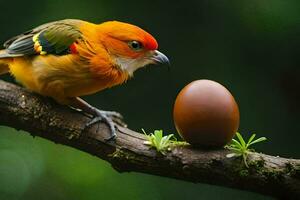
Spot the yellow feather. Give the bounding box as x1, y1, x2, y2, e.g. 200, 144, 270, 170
40, 51, 47, 55
9, 58, 38, 91
32, 34, 39, 42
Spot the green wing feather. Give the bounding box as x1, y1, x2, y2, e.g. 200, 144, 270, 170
1, 19, 83, 57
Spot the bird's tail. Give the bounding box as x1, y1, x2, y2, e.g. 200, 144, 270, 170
0, 50, 11, 75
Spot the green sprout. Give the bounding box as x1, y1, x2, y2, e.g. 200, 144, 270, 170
226, 132, 267, 168
142, 129, 177, 154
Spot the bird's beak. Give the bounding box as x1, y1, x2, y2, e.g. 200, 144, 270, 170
150, 50, 170, 65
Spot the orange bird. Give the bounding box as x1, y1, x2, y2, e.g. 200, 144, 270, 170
0, 19, 169, 140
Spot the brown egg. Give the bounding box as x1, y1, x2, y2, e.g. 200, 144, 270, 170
173, 80, 240, 148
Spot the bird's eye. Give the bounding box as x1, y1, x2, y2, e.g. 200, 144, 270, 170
128, 41, 143, 51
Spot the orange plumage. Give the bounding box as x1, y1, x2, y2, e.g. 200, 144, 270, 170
0, 19, 169, 140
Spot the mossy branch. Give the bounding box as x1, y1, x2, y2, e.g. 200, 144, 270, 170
0, 80, 299, 199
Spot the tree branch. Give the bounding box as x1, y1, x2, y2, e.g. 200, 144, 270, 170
0, 80, 299, 199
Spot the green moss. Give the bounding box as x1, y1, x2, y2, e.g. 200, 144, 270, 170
234, 158, 284, 181
109, 149, 141, 162
110, 149, 129, 159
285, 162, 300, 178
248, 159, 284, 181
285, 162, 293, 173
239, 169, 249, 177
294, 164, 300, 175
250, 159, 280, 179
263, 169, 283, 181
169, 141, 189, 150
231, 157, 249, 178
248, 159, 265, 171
170, 141, 189, 146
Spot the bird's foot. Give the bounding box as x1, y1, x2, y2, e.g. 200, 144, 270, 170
85, 108, 126, 142
97, 110, 127, 127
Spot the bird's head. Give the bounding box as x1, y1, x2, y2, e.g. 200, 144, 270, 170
97, 21, 169, 76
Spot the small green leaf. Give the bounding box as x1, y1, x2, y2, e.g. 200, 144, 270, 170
143, 141, 152, 145
226, 153, 238, 158
231, 138, 243, 149
142, 129, 176, 154
165, 134, 174, 142
141, 128, 147, 135
246, 134, 256, 147
236, 132, 246, 148
227, 132, 267, 168
154, 131, 162, 149
160, 137, 168, 148
227, 146, 241, 152
248, 137, 267, 146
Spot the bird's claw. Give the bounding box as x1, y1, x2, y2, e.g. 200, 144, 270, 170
84, 109, 126, 141
99, 110, 127, 127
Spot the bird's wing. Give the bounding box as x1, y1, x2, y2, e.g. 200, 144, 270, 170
1, 19, 83, 58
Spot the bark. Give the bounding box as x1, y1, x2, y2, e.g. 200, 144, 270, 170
0, 80, 299, 199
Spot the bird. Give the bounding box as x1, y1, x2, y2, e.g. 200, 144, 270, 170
0, 19, 169, 141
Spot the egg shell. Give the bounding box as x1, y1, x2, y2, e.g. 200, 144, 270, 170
173, 80, 240, 148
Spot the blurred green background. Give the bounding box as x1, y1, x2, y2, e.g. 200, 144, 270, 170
0, 0, 299, 199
